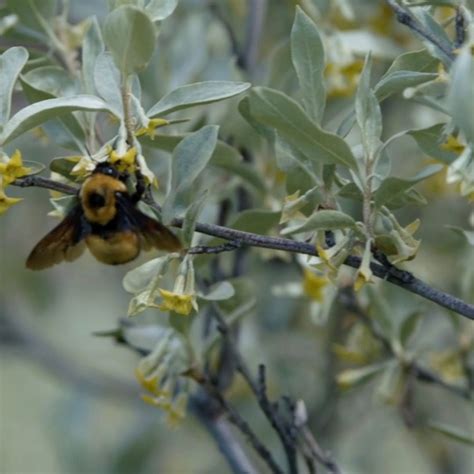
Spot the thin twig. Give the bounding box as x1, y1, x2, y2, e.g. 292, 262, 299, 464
198, 376, 285, 474
11, 175, 474, 320
213, 309, 344, 474
188, 241, 243, 255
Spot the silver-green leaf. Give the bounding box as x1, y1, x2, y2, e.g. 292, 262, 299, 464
146, 0, 178, 21
162, 125, 218, 222
249, 87, 358, 170
282, 210, 355, 235
103, 5, 157, 75
0, 47, 28, 127
147, 81, 251, 117
374, 164, 443, 209
447, 49, 474, 143
1, 95, 113, 145
291, 6, 326, 123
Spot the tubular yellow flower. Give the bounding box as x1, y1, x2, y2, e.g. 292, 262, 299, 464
302, 269, 328, 302
0, 183, 22, 215
158, 288, 195, 315
109, 146, 137, 173
0, 150, 31, 185
135, 118, 169, 139
441, 135, 465, 154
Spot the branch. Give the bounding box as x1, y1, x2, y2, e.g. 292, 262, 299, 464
191, 390, 259, 474
212, 308, 344, 474
386, 0, 455, 63
197, 376, 285, 474
11, 175, 474, 320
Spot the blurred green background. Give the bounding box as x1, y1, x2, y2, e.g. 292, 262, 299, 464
1, 0, 473, 473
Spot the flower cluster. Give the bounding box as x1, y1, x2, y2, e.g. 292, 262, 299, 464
0, 150, 30, 215
135, 330, 190, 428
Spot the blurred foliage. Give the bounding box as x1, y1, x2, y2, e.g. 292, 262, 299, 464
0, 0, 473, 473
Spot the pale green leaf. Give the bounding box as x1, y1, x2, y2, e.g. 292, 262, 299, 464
147, 81, 251, 117
374, 164, 443, 208
249, 87, 358, 170
162, 125, 218, 221
146, 0, 178, 21
200, 281, 235, 302
447, 49, 474, 143
408, 124, 457, 164
82, 16, 104, 95
230, 209, 281, 235
139, 133, 266, 192
182, 191, 207, 247
356, 54, 382, 158
0, 47, 28, 126
281, 210, 355, 235
94, 52, 123, 116
291, 6, 325, 123
103, 5, 157, 75
1, 95, 113, 145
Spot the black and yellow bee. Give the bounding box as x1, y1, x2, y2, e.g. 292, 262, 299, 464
26, 163, 181, 270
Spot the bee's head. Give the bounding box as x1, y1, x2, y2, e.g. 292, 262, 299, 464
93, 162, 122, 179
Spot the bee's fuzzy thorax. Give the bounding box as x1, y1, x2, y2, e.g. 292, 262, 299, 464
80, 173, 127, 225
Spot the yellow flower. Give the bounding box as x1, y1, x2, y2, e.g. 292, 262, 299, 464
135, 118, 169, 139
441, 135, 465, 154
70, 155, 95, 179
109, 146, 137, 173
158, 288, 196, 315
0, 183, 22, 215
302, 268, 328, 302
354, 239, 374, 292
158, 268, 198, 316
0, 150, 31, 185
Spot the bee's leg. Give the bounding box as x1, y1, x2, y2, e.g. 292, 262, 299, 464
131, 169, 146, 203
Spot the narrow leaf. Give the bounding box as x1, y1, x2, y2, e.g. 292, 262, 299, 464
162, 125, 218, 221
374, 164, 443, 208
0, 47, 28, 126
147, 81, 251, 117
1, 96, 113, 145
291, 6, 326, 122
249, 87, 358, 170
282, 210, 355, 235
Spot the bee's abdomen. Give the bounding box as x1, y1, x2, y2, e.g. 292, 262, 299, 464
85, 231, 140, 265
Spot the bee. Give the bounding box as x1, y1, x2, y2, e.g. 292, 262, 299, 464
26, 163, 181, 270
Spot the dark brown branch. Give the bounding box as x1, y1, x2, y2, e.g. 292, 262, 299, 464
11, 175, 474, 320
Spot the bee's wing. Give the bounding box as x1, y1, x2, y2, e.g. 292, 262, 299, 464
26, 206, 87, 270
136, 210, 182, 252
116, 194, 181, 252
